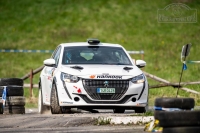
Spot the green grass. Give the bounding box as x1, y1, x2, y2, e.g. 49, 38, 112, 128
24, 87, 39, 108
0, 0, 200, 107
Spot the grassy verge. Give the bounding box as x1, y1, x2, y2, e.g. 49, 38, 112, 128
24, 87, 38, 108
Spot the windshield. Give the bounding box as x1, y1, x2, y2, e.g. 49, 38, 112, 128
62, 46, 132, 65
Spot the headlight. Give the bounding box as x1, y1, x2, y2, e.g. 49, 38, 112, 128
61, 72, 80, 83
131, 74, 145, 84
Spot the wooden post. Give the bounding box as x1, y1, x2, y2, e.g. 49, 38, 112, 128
30, 69, 33, 98
142, 53, 144, 70
142, 53, 144, 60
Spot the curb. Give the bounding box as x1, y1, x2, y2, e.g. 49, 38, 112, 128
97, 116, 154, 125
26, 108, 154, 125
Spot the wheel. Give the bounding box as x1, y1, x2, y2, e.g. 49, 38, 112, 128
0, 86, 24, 96
154, 110, 200, 127
163, 126, 200, 133
113, 108, 125, 113
4, 106, 25, 114
6, 96, 25, 106
155, 97, 194, 109
0, 78, 23, 86
134, 107, 146, 113
50, 84, 62, 114
38, 86, 49, 114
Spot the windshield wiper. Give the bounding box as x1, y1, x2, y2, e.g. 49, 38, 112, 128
100, 63, 128, 65
117, 63, 128, 65
70, 65, 84, 70
123, 67, 133, 71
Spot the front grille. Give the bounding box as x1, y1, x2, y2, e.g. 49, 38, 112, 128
82, 79, 129, 100
77, 94, 136, 104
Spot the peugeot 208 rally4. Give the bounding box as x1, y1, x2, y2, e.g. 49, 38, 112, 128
38, 39, 148, 114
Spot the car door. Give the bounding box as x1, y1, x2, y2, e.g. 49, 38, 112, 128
42, 46, 61, 105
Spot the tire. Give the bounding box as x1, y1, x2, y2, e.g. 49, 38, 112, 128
0, 102, 3, 114
113, 108, 125, 113
154, 110, 200, 127
135, 107, 146, 113
50, 84, 62, 114
38, 86, 49, 114
6, 96, 25, 106
4, 106, 25, 114
0, 78, 23, 86
163, 126, 200, 133
155, 97, 194, 109
0, 86, 24, 96
61, 107, 72, 114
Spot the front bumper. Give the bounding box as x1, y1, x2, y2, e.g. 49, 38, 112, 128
56, 78, 148, 108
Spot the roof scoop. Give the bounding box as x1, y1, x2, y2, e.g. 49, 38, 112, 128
87, 38, 100, 45
70, 65, 84, 70
123, 67, 133, 71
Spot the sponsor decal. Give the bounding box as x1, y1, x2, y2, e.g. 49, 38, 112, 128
89, 75, 96, 79
73, 86, 78, 89
73, 86, 82, 93
47, 76, 53, 81
49, 84, 52, 89
61, 101, 73, 104
77, 88, 81, 93
97, 75, 122, 79
47, 68, 55, 76
136, 103, 147, 106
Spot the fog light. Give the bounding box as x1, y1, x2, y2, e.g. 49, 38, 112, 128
132, 98, 136, 102
74, 97, 80, 102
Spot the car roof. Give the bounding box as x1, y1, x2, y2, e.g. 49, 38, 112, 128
59, 42, 123, 48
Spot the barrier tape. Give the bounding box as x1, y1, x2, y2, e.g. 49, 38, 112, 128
0, 49, 54, 53
0, 49, 144, 54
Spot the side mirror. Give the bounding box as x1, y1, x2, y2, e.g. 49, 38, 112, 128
181, 44, 191, 61
136, 60, 146, 68
44, 58, 56, 67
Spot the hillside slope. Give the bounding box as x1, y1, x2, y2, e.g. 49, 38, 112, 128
0, 0, 200, 105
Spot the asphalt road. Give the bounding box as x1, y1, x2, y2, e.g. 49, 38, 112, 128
0, 108, 147, 133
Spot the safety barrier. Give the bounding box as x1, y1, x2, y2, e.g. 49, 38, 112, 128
0, 49, 53, 53
0, 49, 144, 54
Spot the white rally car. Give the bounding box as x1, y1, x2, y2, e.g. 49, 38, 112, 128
38, 39, 149, 114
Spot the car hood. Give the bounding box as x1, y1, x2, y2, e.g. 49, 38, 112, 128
59, 65, 143, 79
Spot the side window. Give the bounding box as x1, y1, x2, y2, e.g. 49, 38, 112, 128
114, 51, 124, 63
51, 46, 60, 59
53, 46, 61, 66
114, 51, 130, 64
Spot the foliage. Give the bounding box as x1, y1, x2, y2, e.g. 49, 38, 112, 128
95, 116, 112, 125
